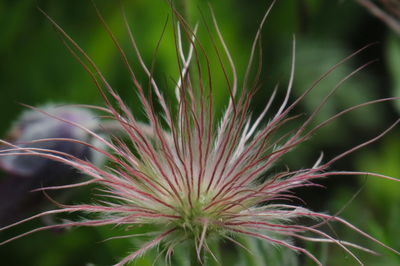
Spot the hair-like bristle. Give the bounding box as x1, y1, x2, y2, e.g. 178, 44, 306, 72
0, 1, 399, 265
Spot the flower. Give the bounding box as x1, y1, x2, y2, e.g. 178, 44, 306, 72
0, 2, 399, 265
0, 104, 100, 178
0, 105, 102, 226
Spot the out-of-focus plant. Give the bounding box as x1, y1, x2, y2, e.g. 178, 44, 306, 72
386, 32, 400, 113
356, 0, 400, 112
357, 0, 400, 35
0, 104, 105, 226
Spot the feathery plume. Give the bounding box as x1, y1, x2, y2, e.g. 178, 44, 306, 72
0, 2, 399, 265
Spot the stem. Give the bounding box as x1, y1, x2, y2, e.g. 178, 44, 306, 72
357, 0, 400, 35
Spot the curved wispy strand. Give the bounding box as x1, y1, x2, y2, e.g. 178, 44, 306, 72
0, 1, 399, 265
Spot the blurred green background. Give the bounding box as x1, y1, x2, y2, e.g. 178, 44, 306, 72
0, 0, 399, 265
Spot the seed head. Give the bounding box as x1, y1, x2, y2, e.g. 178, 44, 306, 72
0, 105, 101, 226
0, 104, 99, 177
0, 2, 399, 266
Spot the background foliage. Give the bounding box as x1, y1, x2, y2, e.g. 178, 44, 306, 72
0, 0, 399, 265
